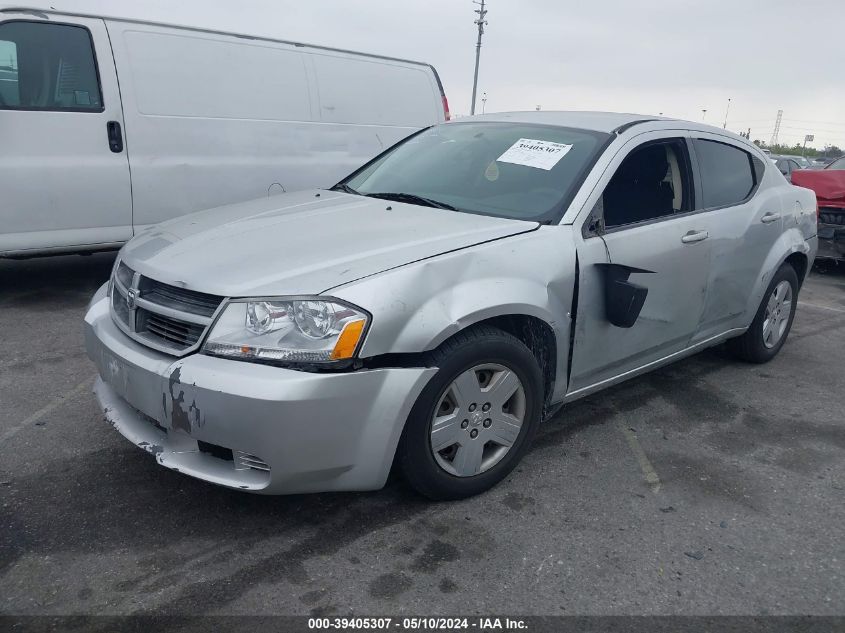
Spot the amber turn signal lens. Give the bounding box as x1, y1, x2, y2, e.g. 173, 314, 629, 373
330, 319, 366, 360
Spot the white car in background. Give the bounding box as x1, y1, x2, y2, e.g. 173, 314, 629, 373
0, 8, 449, 257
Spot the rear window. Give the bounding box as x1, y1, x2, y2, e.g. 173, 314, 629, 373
344, 122, 610, 222
693, 139, 757, 208
0, 21, 102, 111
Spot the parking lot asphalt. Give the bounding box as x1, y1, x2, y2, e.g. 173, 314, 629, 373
1, 252, 843, 616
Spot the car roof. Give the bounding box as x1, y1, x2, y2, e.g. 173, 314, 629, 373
462, 111, 661, 133
458, 111, 755, 139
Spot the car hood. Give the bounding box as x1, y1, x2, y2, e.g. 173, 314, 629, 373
120, 190, 539, 297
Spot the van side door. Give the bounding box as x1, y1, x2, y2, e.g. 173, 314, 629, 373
0, 14, 131, 255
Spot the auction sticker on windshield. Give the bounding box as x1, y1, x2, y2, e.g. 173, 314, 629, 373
496, 138, 573, 170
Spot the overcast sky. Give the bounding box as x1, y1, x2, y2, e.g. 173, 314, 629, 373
10, 0, 845, 149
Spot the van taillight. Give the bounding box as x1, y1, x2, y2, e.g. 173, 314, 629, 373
442, 95, 451, 121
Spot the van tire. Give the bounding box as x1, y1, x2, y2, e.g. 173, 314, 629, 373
727, 263, 799, 363
397, 325, 543, 500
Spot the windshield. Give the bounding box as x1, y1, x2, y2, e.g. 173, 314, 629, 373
342, 122, 610, 223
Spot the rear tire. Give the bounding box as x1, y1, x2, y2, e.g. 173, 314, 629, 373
727, 263, 799, 363
397, 325, 543, 500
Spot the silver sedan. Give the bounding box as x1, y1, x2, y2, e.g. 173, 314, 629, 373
84, 111, 818, 499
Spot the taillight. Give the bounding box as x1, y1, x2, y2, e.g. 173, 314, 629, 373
442, 94, 451, 121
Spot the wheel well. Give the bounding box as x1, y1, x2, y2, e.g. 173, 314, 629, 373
478, 314, 557, 414
784, 252, 808, 287
361, 314, 559, 414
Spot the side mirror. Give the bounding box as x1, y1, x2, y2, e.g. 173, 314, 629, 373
595, 263, 655, 328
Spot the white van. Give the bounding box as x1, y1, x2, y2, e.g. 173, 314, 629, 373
0, 8, 449, 257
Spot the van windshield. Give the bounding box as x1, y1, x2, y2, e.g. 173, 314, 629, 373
340, 122, 610, 223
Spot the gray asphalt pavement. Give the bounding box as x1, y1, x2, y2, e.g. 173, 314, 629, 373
1, 252, 843, 616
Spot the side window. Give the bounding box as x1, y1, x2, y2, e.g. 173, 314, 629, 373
0, 21, 102, 111
0, 37, 18, 105
693, 139, 756, 208
602, 139, 691, 229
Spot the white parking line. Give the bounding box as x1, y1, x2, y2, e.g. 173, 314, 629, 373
618, 423, 662, 493
0, 378, 93, 444
798, 301, 845, 314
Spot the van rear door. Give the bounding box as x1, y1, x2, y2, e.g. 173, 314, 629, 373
0, 14, 131, 255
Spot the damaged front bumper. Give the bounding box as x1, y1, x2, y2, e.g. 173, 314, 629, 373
84, 285, 436, 494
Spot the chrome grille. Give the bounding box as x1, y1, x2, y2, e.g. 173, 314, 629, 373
115, 261, 134, 289
111, 283, 131, 324
110, 262, 223, 356
139, 278, 222, 317
139, 311, 206, 349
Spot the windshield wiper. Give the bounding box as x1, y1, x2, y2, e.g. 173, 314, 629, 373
362, 192, 460, 211
329, 183, 360, 195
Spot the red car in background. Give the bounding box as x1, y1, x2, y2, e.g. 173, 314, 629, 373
792, 156, 845, 262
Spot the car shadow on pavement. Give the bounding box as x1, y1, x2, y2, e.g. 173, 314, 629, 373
0, 251, 116, 308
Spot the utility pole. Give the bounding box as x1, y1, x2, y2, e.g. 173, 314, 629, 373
770, 109, 783, 147
722, 98, 731, 129
469, 0, 488, 116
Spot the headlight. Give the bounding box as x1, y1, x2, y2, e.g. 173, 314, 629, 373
202, 298, 369, 365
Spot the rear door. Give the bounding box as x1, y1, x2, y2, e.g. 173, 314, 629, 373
686, 135, 780, 342
0, 15, 131, 254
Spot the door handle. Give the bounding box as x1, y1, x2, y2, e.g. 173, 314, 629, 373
681, 230, 709, 244
106, 121, 123, 153
761, 212, 782, 224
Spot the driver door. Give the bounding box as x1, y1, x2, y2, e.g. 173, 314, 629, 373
0, 15, 132, 254
567, 134, 711, 395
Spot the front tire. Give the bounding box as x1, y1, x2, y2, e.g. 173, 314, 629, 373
397, 326, 543, 500
728, 263, 799, 363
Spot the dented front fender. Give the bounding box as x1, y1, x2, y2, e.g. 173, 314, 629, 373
330, 226, 578, 401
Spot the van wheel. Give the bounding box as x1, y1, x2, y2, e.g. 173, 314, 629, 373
397, 326, 543, 500
727, 263, 799, 363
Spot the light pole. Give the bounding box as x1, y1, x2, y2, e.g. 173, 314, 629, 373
469, 0, 488, 116
701, 109, 707, 122
481, 92, 487, 114
722, 98, 731, 129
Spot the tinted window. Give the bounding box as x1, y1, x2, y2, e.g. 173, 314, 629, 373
0, 21, 101, 111
0, 37, 18, 105
344, 123, 610, 222
602, 139, 691, 228
693, 139, 756, 208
